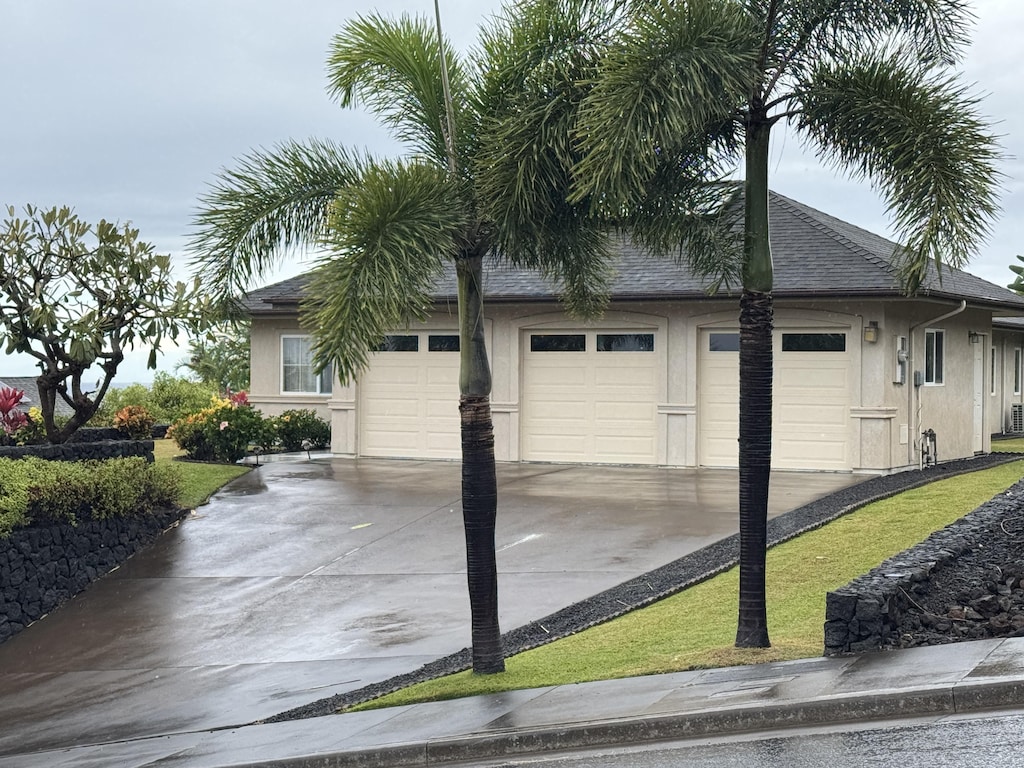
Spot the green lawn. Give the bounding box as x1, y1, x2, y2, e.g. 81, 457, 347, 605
357, 458, 1024, 711
991, 436, 1024, 452
153, 438, 250, 510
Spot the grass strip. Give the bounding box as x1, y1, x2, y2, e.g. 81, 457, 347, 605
152, 438, 250, 510
358, 459, 1024, 710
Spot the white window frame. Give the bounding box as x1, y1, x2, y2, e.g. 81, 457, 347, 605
281, 335, 333, 395
924, 328, 944, 385
1015, 348, 1022, 396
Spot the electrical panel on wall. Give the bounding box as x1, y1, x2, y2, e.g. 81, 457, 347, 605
893, 335, 908, 384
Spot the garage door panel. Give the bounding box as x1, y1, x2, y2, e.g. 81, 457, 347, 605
425, 365, 459, 386
363, 397, 421, 418
359, 335, 461, 459
594, 366, 656, 387
593, 401, 654, 423
699, 328, 850, 470
522, 331, 658, 465
776, 403, 847, 425
594, 435, 655, 459
425, 399, 455, 418
530, 401, 589, 421
526, 434, 588, 456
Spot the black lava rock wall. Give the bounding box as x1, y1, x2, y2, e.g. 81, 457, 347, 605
824, 478, 1024, 654
0, 507, 186, 645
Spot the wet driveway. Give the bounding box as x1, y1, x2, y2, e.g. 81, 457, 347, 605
0, 457, 860, 756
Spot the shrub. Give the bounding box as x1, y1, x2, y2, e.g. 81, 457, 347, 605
93, 373, 218, 426
274, 409, 331, 452
0, 456, 182, 537
114, 405, 155, 439
168, 397, 275, 463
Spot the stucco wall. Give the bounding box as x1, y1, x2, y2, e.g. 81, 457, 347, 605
249, 298, 998, 472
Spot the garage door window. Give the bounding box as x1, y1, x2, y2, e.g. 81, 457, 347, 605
282, 336, 334, 394
531, 334, 586, 352
428, 334, 460, 352
596, 333, 654, 352
375, 335, 419, 352
708, 332, 739, 352
781, 333, 846, 352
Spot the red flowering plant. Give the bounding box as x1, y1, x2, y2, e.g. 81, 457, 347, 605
0, 387, 29, 444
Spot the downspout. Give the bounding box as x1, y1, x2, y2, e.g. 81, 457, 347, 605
907, 300, 967, 467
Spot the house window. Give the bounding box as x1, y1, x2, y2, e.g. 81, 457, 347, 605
924, 329, 944, 385
1011, 348, 1019, 397
281, 336, 333, 394
596, 333, 654, 352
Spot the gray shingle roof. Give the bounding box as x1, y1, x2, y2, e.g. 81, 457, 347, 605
241, 191, 1024, 314
0, 377, 77, 418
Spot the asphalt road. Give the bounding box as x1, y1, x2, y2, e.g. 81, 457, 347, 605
481, 710, 1024, 768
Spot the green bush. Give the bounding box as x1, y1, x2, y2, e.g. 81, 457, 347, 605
93, 373, 218, 426
274, 409, 331, 452
168, 398, 275, 463
0, 457, 183, 538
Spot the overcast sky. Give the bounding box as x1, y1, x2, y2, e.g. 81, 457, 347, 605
1, 0, 1021, 382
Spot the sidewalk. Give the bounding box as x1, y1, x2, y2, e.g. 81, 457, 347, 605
7, 637, 1023, 767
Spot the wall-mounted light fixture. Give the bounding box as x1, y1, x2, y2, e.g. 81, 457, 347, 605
863, 320, 880, 343
968, 331, 982, 344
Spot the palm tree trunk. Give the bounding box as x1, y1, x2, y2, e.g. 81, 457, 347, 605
457, 255, 504, 673
736, 117, 773, 648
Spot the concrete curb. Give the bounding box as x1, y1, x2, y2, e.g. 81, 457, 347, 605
254, 676, 1024, 768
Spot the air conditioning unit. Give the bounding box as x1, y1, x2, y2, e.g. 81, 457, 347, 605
1012, 403, 1024, 434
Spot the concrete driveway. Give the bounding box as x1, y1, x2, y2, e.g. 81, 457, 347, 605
0, 457, 860, 757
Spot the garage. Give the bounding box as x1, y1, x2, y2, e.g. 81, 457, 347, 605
698, 328, 851, 470
520, 330, 659, 464
358, 332, 462, 459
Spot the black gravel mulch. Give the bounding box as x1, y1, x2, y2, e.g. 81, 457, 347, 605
266, 452, 1024, 723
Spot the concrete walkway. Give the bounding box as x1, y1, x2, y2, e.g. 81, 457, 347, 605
0, 457, 859, 760
4, 638, 1023, 766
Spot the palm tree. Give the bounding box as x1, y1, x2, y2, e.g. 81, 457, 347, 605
190, 5, 612, 673
564, 0, 1001, 647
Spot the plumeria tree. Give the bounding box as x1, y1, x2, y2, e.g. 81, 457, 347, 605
0, 205, 215, 443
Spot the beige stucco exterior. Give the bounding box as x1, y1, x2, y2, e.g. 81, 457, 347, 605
248, 295, 1010, 474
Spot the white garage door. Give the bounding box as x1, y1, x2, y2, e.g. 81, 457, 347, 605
521, 331, 658, 464
698, 329, 851, 470
359, 332, 461, 459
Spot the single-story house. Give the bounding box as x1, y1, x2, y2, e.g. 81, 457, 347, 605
242, 191, 1024, 474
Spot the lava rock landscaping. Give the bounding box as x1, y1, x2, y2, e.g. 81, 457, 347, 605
0, 507, 187, 645
886, 500, 1024, 648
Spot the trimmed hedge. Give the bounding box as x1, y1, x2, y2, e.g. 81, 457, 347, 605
0, 457, 182, 539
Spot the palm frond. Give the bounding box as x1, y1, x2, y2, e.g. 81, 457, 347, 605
796, 52, 1002, 290
190, 139, 361, 301
626, 179, 745, 291
474, 0, 618, 271
327, 13, 473, 167
301, 160, 468, 384
572, 0, 759, 207
786, 0, 975, 69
